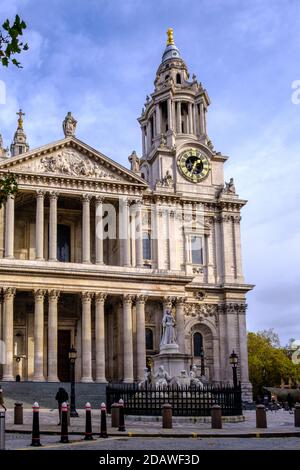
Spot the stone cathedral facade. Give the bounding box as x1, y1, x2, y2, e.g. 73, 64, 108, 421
0, 30, 253, 400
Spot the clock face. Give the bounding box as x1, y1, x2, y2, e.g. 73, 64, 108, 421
178, 148, 210, 183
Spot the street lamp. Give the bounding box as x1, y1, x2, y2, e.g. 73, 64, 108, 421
200, 347, 205, 376
229, 350, 238, 389
68, 346, 78, 417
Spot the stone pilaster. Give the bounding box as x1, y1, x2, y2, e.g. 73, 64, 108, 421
95, 196, 104, 265
2, 287, 16, 381
135, 200, 143, 268
33, 289, 46, 382
176, 101, 182, 134
4, 195, 15, 259
47, 290, 60, 382
188, 102, 193, 134
35, 190, 45, 260
175, 297, 186, 353
120, 198, 131, 267
81, 291, 93, 382
123, 294, 134, 383
49, 191, 58, 261
136, 295, 147, 381
95, 293, 107, 383
82, 194, 91, 263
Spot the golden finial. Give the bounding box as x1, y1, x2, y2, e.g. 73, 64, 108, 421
16, 109, 25, 129
166, 28, 174, 46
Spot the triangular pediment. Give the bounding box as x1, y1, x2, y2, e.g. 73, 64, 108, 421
0, 137, 147, 186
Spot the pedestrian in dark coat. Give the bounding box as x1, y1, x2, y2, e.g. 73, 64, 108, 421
55, 387, 69, 425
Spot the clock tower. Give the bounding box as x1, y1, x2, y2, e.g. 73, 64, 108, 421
138, 28, 226, 197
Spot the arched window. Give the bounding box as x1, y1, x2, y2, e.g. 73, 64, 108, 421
146, 328, 154, 350
193, 332, 203, 357
176, 73, 181, 84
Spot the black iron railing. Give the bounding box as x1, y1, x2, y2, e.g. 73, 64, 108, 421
106, 383, 242, 416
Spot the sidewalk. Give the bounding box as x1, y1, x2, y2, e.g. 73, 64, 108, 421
4, 408, 300, 438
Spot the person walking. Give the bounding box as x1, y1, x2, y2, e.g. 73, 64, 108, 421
55, 387, 69, 425
0, 387, 7, 411
287, 393, 294, 414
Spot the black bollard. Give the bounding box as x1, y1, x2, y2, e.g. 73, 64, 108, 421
60, 402, 69, 443
100, 402, 108, 438
118, 399, 126, 432
84, 402, 93, 441
31, 402, 42, 447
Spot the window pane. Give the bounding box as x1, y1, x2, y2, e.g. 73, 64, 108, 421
146, 328, 154, 350
191, 236, 203, 264
193, 332, 203, 357
143, 232, 151, 260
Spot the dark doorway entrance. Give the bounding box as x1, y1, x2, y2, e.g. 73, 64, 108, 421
58, 330, 71, 382
57, 224, 71, 262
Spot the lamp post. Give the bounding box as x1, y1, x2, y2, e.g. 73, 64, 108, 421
68, 346, 78, 418
229, 350, 238, 389
200, 347, 205, 376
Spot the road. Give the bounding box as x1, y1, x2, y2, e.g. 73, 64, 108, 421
5, 434, 300, 450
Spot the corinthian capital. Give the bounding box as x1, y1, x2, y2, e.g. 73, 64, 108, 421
48, 290, 60, 301
95, 292, 107, 303
81, 291, 94, 302
3, 287, 16, 300
34, 289, 46, 300
136, 294, 148, 304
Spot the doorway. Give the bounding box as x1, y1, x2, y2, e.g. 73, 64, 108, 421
58, 330, 71, 382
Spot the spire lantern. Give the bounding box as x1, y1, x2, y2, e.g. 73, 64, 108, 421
10, 108, 29, 157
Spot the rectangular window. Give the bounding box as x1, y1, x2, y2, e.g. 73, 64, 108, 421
142, 232, 151, 260
191, 236, 203, 264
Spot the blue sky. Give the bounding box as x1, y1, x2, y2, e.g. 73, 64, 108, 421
0, 0, 300, 344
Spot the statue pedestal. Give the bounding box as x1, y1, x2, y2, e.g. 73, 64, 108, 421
153, 347, 192, 383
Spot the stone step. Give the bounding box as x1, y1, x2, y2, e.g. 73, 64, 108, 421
0, 382, 107, 409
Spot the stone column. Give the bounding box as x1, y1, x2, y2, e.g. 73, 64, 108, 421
141, 126, 146, 157
2, 288, 16, 381
193, 103, 198, 135
238, 305, 249, 383
175, 297, 186, 353
156, 206, 165, 270
33, 289, 46, 382
82, 194, 91, 263
188, 102, 193, 134
155, 103, 161, 136
123, 294, 134, 383
135, 200, 143, 268
47, 290, 60, 382
35, 190, 45, 260
168, 209, 177, 271
167, 98, 172, 131
199, 102, 205, 135
146, 122, 151, 153
221, 214, 234, 283
212, 336, 221, 383
136, 295, 147, 381
95, 196, 104, 265
120, 198, 131, 267
233, 216, 244, 282
95, 293, 107, 383
49, 192, 58, 261
81, 291, 93, 382
4, 195, 15, 259
176, 101, 182, 134
206, 218, 215, 283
